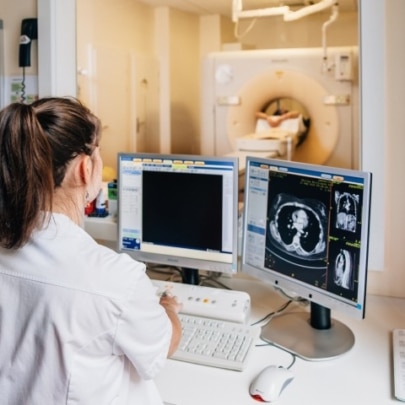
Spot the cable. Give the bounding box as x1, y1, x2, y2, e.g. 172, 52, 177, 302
251, 299, 294, 327
251, 285, 309, 328
234, 18, 257, 39
274, 285, 310, 306
20, 67, 26, 103
146, 264, 183, 282
286, 353, 296, 370
255, 340, 297, 370
199, 273, 232, 290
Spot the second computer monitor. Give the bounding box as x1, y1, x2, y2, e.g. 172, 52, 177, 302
241, 156, 372, 360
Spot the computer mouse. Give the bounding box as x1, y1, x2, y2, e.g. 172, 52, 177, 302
249, 365, 294, 403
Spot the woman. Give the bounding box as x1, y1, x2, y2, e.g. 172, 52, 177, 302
0, 97, 182, 404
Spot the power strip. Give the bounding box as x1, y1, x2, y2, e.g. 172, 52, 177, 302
151, 279, 251, 324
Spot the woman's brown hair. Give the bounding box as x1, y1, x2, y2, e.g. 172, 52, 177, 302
0, 97, 101, 249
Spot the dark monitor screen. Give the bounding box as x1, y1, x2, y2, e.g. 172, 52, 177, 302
241, 156, 372, 360
117, 153, 239, 283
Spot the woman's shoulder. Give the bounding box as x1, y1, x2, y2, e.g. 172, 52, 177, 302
46, 213, 148, 295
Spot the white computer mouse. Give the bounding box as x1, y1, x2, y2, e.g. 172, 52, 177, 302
249, 365, 295, 403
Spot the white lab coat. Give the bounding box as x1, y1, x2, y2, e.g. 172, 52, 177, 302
0, 213, 171, 405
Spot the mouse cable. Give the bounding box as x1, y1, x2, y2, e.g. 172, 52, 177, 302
254, 340, 297, 370
286, 353, 297, 370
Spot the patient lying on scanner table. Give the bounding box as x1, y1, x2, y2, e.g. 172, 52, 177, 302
255, 110, 301, 128
254, 110, 309, 146
235, 109, 310, 159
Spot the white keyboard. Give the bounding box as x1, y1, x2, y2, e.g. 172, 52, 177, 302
171, 313, 261, 371
393, 329, 405, 401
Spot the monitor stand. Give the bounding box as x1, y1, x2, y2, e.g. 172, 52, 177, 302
181, 268, 200, 285
260, 302, 355, 361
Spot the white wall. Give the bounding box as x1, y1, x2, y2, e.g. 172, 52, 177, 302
168, 8, 200, 154
38, 0, 76, 99
366, 0, 405, 297
358, 2, 385, 272
75, 0, 158, 171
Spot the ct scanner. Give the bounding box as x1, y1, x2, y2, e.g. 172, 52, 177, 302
200, 46, 359, 176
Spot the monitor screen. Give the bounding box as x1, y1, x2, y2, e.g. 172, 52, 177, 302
117, 153, 239, 284
241, 156, 372, 360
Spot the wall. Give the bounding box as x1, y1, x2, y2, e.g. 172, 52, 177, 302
76, 0, 157, 172
366, 0, 405, 298
169, 8, 200, 154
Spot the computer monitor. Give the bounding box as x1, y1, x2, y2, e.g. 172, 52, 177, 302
241, 156, 372, 360
117, 153, 239, 284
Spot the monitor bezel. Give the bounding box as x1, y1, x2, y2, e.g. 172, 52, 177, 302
117, 152, 240, 275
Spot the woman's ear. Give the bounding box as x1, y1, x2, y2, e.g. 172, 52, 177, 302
77, 155, 92, 186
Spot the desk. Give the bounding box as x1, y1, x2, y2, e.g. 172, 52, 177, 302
155, 275, 405, 405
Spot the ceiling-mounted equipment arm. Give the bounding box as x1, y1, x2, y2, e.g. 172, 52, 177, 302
232, 0, 338, 23
322, 4, 339, 72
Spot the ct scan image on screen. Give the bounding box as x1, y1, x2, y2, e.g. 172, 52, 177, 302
264, 169, 364, 303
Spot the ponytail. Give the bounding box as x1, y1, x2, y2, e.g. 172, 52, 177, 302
0, 97, 100, 249
0, 103, 54, 249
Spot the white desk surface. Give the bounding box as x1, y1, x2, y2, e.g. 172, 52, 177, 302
154, 274, 405, 405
